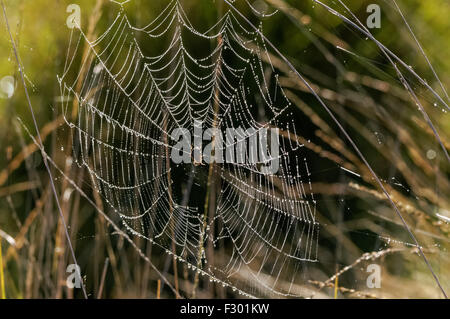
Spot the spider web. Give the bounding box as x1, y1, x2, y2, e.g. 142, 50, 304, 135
53, 0, 447, 298
0, 0, 442, 299
58, 0, 320, 297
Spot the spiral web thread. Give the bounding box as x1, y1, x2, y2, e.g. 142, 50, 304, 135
58, 0, 322, 297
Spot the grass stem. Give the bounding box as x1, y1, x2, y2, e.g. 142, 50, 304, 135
0, 239, 6, 299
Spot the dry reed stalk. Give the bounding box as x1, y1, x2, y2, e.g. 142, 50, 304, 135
0, 116, 64, 187
192, 33, 224, 299
0, 181, 39, 197
90, 173, 123, 292
54, 0, 106, 298
348, 182, 450, 235
0, 239, 5, 299
97, 258, 109, 299
309, 280, 379, 299
163, 114, 180, 298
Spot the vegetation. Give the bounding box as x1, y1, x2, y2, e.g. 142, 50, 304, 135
0, 0, 449, 298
